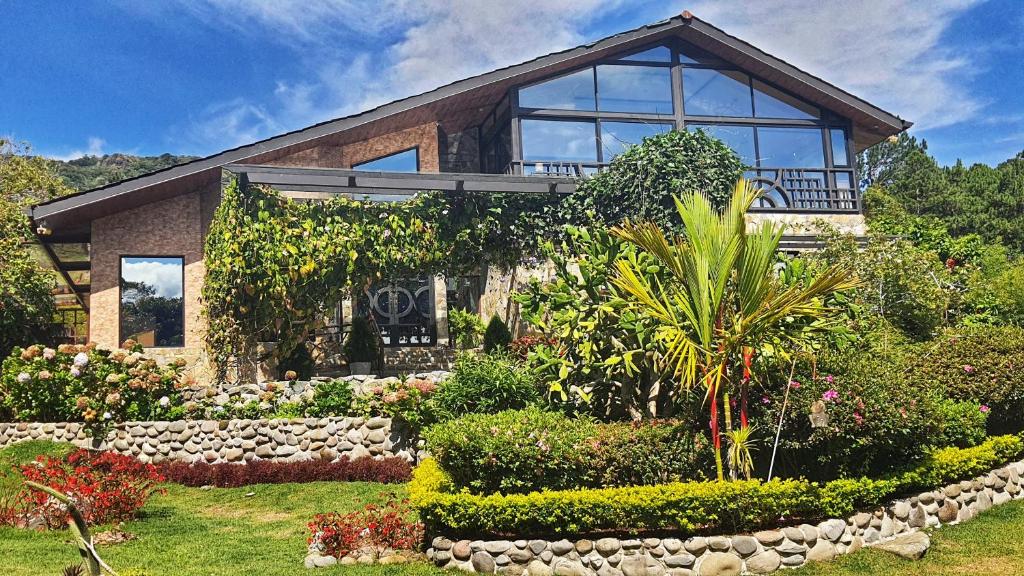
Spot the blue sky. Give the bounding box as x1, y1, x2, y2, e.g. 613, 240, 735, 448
1, 0, 1021, 167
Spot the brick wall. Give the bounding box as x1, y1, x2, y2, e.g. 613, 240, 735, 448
266, 122, 441, 172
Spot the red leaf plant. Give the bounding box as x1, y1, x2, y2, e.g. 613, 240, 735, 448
308, 495, 424, 560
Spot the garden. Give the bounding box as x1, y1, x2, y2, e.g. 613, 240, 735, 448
2, 132, 1024, 576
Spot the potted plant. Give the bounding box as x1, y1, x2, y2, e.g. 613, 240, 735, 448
345, 316, 378, 375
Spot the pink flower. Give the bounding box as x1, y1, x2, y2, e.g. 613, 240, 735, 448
761, 396, 771, 405
853, 411, 864, 426
42, 347, 56, 360
824, 374, 835, 384
789, 380, 801, 389
822, 389, 839, 402
963, 364, 975, 374
980, 404, 991, 414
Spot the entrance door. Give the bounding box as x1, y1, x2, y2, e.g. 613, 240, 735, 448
361, 277, 436, 346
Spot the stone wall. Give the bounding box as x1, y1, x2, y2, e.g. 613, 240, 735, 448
410, 460, 1024, 576
0, 416, 421, 464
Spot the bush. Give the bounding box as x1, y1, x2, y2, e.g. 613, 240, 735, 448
353, 377, 438, 432
410, 435, 1023, 538
906, 326, 1024, 434
483, 315, 513, 353
305, 379, 355, 417
0, 342, 184, 436
424, 408, 713, 494
159, 456, 410, 487
278, 342, 315, 380
448, 308, 485, 350
933, 399, 989, 449
509, 335, 558, 361
2, 449, 165, 528
344, 317, 379, 364
430, 352, 540, 421
309, 497, 424, 559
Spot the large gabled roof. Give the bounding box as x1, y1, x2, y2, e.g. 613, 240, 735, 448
31, 11, 910, 229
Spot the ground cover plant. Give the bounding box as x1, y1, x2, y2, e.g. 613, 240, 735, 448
308, 497, 423, 560
159, 456, 411, 488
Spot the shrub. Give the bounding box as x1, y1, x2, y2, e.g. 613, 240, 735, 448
278, 342, 315, 380
309, 497, 423, 559
344, 317, 379, 364
0, 342, 184, 436
906, 326, 1024, 434
448, 308, 485, 350
159, 456, 410, 487
430, 352, 540, 421
933, 399, 989, 449
410, 435, 1023, 538
482, 315, 512, 353
354, 377, 438, 432
3, 449, 165, 528
423, 407, 596, 494
305, 378, 355, 418
509, 335, 558, 361
424, 409, 714, 494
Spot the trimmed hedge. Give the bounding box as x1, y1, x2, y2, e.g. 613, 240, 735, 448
410, 435, 1023, 538
159, 456, 410, 487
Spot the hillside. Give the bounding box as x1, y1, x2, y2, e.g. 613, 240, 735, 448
53, 153, 198, 192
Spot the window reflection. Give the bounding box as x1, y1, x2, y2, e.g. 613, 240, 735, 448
597, 65, 673, 114
683, 69, 753, 117
518, 68, 596, 111
753, 80, 819, 119
353, 148, 419, 172
601, 122, 671, 160
757, 127, 825, 167
618, 46, 672, 62
520, 119, 597, 162
120, 256, 184, 347
830, 129, 849, 166
687, 124, 756, 166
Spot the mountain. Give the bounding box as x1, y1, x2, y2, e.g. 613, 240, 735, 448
53, 153, 199, 192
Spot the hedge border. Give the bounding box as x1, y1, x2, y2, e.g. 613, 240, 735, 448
409, 435, 1023, 538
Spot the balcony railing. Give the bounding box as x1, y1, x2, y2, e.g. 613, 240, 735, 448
504, 161, 860, 214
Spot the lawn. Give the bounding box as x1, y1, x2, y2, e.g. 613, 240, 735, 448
3, 441, 1024, 576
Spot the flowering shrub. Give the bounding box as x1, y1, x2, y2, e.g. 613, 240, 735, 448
509, 335, 558, 361
308, 496, 423, 559
354, 377, 437, 431
2, 449, 165, 529
159, 456, 410, 487
430, 352, 540, 421
0, 341, 184, 435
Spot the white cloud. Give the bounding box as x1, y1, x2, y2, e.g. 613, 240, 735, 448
683, 0, 984, 130
48, 137, 108, 161
121, 258, 183, 299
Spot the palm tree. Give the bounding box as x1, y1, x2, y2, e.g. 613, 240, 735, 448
611, 180, 857, 481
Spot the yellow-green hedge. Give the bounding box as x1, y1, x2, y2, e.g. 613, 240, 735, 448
411, 435, 1022, 537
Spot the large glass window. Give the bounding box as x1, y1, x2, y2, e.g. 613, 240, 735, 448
353, 148, 418, 172
687, 124, 756, 166
520, 119, 597, 162
757, 127, 825, 167
683, 69, 753, 117
618, 45, 672, 63
752, 80, 819, 119
518, 68, 596, 111
601, 121, 671, 160
830, 128, 849, 166
596, 65, 673, 114
120, 256, 184, 347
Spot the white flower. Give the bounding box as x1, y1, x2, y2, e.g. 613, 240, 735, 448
159, 396, 170, 408
102, 412, 112, 420
70, 366, 81, 378
73, 352, 89, 367
16, 372, 31, 384
42, 347, 56, 360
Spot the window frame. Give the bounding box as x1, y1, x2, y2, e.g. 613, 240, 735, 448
118, 254, 186, 349
351, 146, 421, 172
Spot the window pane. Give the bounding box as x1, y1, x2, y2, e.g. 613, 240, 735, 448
520, 119, 597, 162
597, 65, 673, 114
752, 79, 819, 119
121, 257, 184, 347
600, 121, 671, 160
757, 127, 825, 167
830, 128, 849, 166
687, 124, 756, 166
834, 172, 853, 189
683, 69, 752, 117
619, 46, 672, 62
353, 148, 418, 172
518, 68, 596, 111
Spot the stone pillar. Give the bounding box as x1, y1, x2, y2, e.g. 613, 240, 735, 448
433, 274, 449, 346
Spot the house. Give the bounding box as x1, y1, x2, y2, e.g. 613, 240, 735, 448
28, 12, 910, 377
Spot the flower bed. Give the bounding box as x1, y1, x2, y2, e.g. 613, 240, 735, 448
160, 456, 411, 487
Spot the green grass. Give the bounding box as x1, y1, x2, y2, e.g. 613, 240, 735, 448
791, 499, 1024, 576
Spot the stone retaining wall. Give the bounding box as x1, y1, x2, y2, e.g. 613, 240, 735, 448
0, 416, 422, 464
408, 460, 1024, 576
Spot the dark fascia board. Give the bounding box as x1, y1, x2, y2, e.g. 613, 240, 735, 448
32, 12, 910, 223
227, 164, 577, 195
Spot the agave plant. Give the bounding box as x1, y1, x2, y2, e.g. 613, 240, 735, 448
611, 180, 858, 481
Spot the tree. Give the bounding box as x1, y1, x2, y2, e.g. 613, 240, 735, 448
0, 139, 73, 359
611, 182, 857, 480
